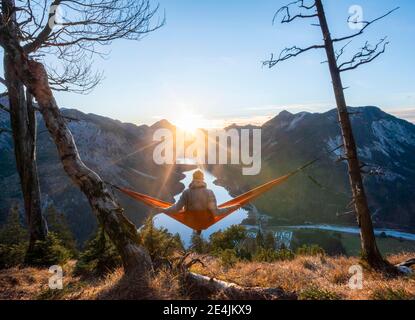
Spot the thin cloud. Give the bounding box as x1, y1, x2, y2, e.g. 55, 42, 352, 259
388, 108, 415, 123
245, 103, 331, 113
215, 115, 274, 127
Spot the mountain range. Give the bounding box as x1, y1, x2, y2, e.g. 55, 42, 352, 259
1, 104, 414, 243
211, 107, 415, 231
0, 103, 186, 243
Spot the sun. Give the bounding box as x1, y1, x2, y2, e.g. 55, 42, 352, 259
173, 114, 206, 134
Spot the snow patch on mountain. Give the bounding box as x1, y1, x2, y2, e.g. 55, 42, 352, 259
326, 135, 343, 158
358, 146, 373, 159
371, 120, 415, 156
382, 170, 406, 182
287, 112, 308, 131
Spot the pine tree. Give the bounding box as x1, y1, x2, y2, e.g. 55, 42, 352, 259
0, 204, 28, 245
45, 205, 78, 257
25, 233, 72, 267
0, 205, 28, 268
255, 230, 264, 249
264, 232, 276, 251
75, 227, 122, 278
138, 216, 184, 269
190, 232, 208, 254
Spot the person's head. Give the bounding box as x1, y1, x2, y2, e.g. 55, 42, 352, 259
192, 170, 204, 181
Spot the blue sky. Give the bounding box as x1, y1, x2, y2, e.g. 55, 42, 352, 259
53, 0, 415, 126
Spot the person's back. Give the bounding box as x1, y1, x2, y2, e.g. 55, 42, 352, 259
164, 170, 225, 215
182, 178, 216, 212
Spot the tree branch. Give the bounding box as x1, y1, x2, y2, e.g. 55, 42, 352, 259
15, 0, 165, 95
46, 57, 104, 94
335, 40, 353, 62
23, 0, 62, 53
264, 44, 324, 68
339, 38, 389, 72
332, 7, 399, 43
273, 0, 317, 24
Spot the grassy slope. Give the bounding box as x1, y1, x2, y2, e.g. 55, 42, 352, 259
0, 261, 185, 300
191, 253, 415, 300
1, 254, 414, 300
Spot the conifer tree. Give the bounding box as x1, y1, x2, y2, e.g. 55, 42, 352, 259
0, 204, 28, 268
264, 232, 276, 251
0, 204, 28, 245
45, 205, 77, 257
75, 227, 122, 278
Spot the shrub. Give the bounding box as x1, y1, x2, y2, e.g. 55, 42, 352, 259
0, 243, 27, 269
236, 238, 256, 260
291, 230, 345, 256
296, 244, 325, 256
275, 248, 296, 261
190, 232, 209, 254
253, 247, 295, 263
0, 205, 28, 246
0, 205, 77, 269
372, 287, 414, 300
299, 286, 341, 300
138, 217, 184, 269
25, 233, 72, 267
0, 205, 29, 269
264, 232, 276, 251
253, 248, 278, 263
209, 225, 247, 255
74, 228, 122, 278
218, 249, 239, 268
44, 205, 78, 257
255, 230, 264, 248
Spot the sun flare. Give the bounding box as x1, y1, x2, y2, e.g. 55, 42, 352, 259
172, 114, 207, 134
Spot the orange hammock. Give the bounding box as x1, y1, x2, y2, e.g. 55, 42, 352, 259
109, 145, 343, 232
114, 173, 293, 232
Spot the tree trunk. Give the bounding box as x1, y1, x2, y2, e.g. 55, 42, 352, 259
315, 0, 389, 270
27, 61, 153, 276
0, 5, 153, 274
4, 38, 47, 259
185, 272, 297, 300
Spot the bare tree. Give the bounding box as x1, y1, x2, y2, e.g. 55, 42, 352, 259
264, 0, 398, 271
0, 1, 116, 260
0, 0, 164, 276
1, 1, 47, 261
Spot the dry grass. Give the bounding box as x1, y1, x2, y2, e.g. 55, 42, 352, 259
0, 261, 184, 300
1, 253, 414, 300
190, 252, 415, 300
0, 266, 51, 300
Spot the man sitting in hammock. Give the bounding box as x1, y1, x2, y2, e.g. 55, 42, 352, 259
162, 170, 237, 217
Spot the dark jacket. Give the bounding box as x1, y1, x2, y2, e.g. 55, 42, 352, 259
164, 180, 229, 215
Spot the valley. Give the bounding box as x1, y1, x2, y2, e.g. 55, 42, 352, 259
1, 105, 415, 246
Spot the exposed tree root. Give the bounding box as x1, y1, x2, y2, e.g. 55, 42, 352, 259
185, 272, 297, 300
395, 258, 415, 275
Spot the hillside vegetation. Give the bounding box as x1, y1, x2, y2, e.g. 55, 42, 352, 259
1, 217, 414, 300
1, 253, 414, 300
2, 106, 415, 244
